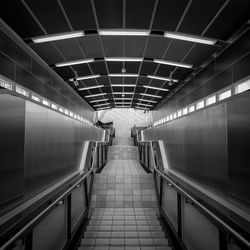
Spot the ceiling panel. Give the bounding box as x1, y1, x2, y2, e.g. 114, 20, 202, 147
178, 0, 226, 35
78, 36, 104, 58
60, 0, 96, 30
72, 64, 92, 76
126, 0, 155, 29
140, 62, 158, 75
124, 62, 141, 74
125, 37, 147, 57
107, 62, 123, 73
25, 0, 70, 33
54, 67, 74, 80
94, 0, 123, 28
90, 61, 108, 75
102, 36, 123, 56
0, 1, 44, 38
155, 65, 175, 77
152, 0, 190, 31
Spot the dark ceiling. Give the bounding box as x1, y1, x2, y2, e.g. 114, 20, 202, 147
0, 0, 249, 110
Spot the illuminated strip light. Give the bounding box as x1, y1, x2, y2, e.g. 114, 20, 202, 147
136, 103, 153, 107
78, 85, 104, 91
147, 75, 178, 82
164, 31, 216, 45
135, 106, 149, 110
93, 103, 110, 107
69, 75, 100, 81
89, 98, 109, 103
154, 59, 192, 69
138, 98, 157, 103
114, 98, 132, 100
113, 92, 134, 95
106, 57, 143, 62
56, 58, 94, 67
140, 93, 162, 98
109, 74, 139, 77
96, 106, 111, 110
112, 84, 136, 87
85, 93, 107, 98
143, 85, 169, 92
99, 29, 150, 36
32, 31, 85, 43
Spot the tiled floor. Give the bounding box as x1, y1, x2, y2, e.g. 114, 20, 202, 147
79, 137, 171, 250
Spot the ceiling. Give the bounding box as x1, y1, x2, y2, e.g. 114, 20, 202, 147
0, 0, 249, 110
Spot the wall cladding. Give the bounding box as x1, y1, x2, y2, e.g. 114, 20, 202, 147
0, 24, 94, 121
0, 92, 103, 207
153, 29, 250, 121
144, 91, 250, 204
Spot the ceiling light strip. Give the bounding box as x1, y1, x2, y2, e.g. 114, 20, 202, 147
56, 58, 94, 67
111, 84, 136, 87
114, 98, 132, 100
140, 93, 162, 98
113, 92, 134, 95
136, 103, 153, 107
78, 85, 104, 91
138, 98, 157, 103
109, 74, 139, 77
99, 29, 150, 36
106, 57, 143, 62
153, 59, 192, 69
32, 31, 85, 43
164, 31, 216, 45
85, 93, 107, 98
93, 103, 110, 107
143, 85, 169, 92
89, 98, 109, 103
147, 75, 178, 82
69, 75, 100, 81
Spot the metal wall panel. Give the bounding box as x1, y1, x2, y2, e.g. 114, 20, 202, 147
0, 93, 25, 205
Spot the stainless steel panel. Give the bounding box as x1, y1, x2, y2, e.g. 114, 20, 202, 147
0, 93, 25, 205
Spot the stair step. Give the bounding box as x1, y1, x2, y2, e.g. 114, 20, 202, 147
84, 231, 166, 238
86, 225, 163, 231
88, 221, 161, 226
81, 237, 169, 246
78, 247, 171, 250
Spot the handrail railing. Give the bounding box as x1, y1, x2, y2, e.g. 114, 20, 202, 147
138, 140, 250, 250
0, 141, 105, 250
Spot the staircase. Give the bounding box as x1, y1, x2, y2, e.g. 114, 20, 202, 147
78, 137, 171, 250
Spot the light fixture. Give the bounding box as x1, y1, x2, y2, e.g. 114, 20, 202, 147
140, 93, 162, 98
153, 59, 192, 68
78, 85, 104, 91
55, 58, 94, 67
164, 31, 216, 45
69, 75, 100, 81
136, 103, 153, 107
143, 85, 169, 92
135, 106, 149, 110
113, 92, 134, 95
85, 93, 107, 98
109, 73, 139, 77
99, 29, 150, 36
96, 106, 111, 110
32, 31, 85, 43
147, 75, 178, 82
106, 57, 143, 62
138, 98, 157, 103
114, 98, 132, 100
89, 98, 109, 103
93, 103, 110, 107
111, 84, 136, 87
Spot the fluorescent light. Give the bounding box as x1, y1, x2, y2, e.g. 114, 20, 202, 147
140, 93, 162, 98
96, 106, 111, 110
78, 85, 104, 91
55, 58, 94, 67
164, 31, 216, 45
154, 59, 192, 68
115, 102, 131, 105
138, 98, 157, 103
99, 29, 150, 36
147, 75, 178, 82
112, 84, 136, 87
106, 57, 143, 62
135, 106, 149, 110
113, 92, 134, 95
114, 98, 132, 100
69, 75, 100, 81
93, 103, 110, 107
143, 85, 169, 92
136, 103, 153, 107
32, 31, 85, 43
89, 98, 109, 103
109, 74, 138, 77
85, 93, 107, 98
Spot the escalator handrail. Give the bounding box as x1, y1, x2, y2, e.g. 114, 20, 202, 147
146, 141, 250, 249
0, 142, 99, 250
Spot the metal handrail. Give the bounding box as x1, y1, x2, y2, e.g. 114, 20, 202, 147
146, 141, 250, 249
0, 143, 99, 250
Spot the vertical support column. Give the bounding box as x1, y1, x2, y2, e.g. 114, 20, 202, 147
177, 192, 182, 239
219, 231, 228, 250
24, 231, 33, 250
67, 194, 72, 240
